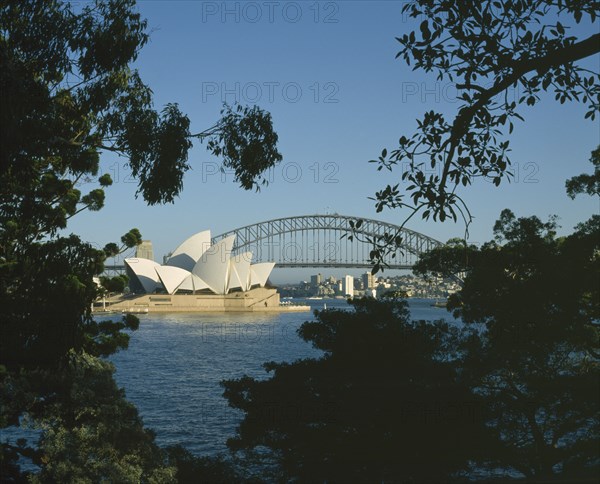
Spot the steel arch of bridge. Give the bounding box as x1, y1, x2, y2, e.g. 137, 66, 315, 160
212, 214, 443, 270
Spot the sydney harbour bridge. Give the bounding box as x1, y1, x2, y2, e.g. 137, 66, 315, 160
103, 214, 443, 275
212, 214, 442, 269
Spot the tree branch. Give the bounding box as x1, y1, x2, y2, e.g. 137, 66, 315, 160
440, 32, 600, 190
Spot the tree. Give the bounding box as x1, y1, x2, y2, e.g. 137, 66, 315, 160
100, 274, 128, 294
566, 144, 600, 198
164, 446, 240, 484
0, 0, 282, 479
222, 150, 599, 482
1, 352, 177, 483
415, 206, 599, 479
0, 1, 281, 245
222, 296, 492, 483
364, 0, 599, 270
413, 236, 478, 281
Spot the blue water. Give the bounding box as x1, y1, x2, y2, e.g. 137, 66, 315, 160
109, 298, 458, 456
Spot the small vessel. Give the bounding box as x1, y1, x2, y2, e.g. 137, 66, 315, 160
123, 308, 149, 314
431, 299, 447, 308
95, 309, 121, 315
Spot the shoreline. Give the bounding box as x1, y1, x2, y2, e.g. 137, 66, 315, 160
96, 287, 311, 313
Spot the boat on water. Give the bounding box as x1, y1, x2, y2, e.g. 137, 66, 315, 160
123, 308, 149, 314
92, 309, 121, 315
431, 299, 447, 308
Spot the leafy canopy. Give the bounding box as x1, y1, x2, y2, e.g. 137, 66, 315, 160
566, 144, 600, 198
0, 0, 282, 479
415, 205, 599, 478
365, 0, 599, 270
224, 200, 599, 481
223, 297, 491, 483
0, 0, 282, 250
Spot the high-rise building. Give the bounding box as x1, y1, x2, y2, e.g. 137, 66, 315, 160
310, 273, 322, 286
362, 271, 375, 289
135, 240, 154, 261
342, 275, 354, 297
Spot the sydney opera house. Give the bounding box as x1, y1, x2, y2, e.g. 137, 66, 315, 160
124, 230, 274, 296
108, 230, 303, 313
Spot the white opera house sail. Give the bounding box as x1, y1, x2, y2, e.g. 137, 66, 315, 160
124, 230, 275, 296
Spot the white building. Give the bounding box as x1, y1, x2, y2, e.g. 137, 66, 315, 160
124, 230, 275, 296
342, 275, 354, 297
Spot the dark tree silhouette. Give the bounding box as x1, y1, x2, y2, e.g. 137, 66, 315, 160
223, 296, 493, 483
415, 203, 599, 478
100, 274, 128, 294
364, 0, 599, 271
566, 145, 600, 198
222, 150, 599, 482
0, 0, 281, 479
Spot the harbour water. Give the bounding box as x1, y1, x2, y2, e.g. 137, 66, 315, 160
109, 297, 459, 456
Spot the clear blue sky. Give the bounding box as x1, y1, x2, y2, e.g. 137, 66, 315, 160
68, 1, 600, 283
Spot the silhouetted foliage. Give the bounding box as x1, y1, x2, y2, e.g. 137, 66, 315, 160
2, 353, 176, 482
0, 0, 281, 478
103, 242, 121, 258
203, 104, 283, 191
566, 145, 600, 198
224, 148, 600, 480
223, 297, 492, 482
100, 274, 128, 294
416, 207, 600, 479
363, 0, 599, 271
413, 236, 478, 280
165, 446, 242, 484
0, 1, 281, 211
120, 228, 143, 248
